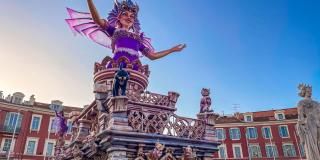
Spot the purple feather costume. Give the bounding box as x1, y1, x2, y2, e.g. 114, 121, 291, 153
65, 0, 154, 70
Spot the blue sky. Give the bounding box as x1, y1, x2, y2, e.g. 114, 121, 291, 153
0, 0, 319, 118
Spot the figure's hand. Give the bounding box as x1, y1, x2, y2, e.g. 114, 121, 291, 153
170, 44, 186, 52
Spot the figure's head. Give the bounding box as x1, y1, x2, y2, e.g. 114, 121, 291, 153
201, 88, 210, 97
155, 142, 165, 151
298, 83, 312, 98
115, 66, 130, 85
118, 10, 135, 29
108, 0, 141, 32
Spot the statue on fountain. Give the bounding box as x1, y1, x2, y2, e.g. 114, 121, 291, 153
297, 84, 320, 160
66, 0, 186, 70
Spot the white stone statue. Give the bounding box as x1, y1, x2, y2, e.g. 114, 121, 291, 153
297, 84, 320, 160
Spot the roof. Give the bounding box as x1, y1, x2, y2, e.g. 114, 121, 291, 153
215, 107, 298, 124
0, 99, 82, 113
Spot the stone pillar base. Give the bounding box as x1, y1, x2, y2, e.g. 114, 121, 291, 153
75, 119, 91, 141
107, 146, 128, 160
106, 96, 133, 131
197, 112, 219, 142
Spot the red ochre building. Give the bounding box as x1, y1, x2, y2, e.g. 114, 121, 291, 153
0, 91, 305, 160
212, 108, 306, 160
0, 92, 82, 160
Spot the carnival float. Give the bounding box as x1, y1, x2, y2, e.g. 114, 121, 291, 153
52, 0, 220, 159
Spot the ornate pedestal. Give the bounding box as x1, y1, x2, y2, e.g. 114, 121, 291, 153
75, 119, 91, 141
106, 96, 132, 131
197, 112, 220, 142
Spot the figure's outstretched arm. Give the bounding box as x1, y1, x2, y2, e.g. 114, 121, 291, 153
87, 0, 107, 28
146, 44, 186, 60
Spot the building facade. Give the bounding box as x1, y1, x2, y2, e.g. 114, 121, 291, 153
212, 108, 306, 160
0, 91, 306, 160
0, 92, 81, 160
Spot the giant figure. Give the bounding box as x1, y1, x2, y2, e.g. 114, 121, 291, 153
297, 84, 320, 160
66, 0, 186, 70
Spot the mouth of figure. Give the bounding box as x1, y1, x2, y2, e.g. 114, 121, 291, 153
126, 19, 133, 24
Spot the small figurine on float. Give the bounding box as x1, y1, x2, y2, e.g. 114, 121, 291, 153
146, 142, 165, 160
200, 88, 213, 113
66, 0, 186, 70
112, 63, 130, 96
181, 145, 196, 160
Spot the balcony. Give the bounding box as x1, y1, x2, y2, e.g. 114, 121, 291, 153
0, 125, 21, 134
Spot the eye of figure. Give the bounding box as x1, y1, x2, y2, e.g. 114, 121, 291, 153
122, 12, 128, 16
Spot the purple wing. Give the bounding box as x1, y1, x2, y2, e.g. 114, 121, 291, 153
65, 8, 112, 49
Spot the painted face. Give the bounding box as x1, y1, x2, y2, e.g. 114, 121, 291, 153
119, 11, 135, 29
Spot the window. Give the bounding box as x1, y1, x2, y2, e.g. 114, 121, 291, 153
11, 92, 24, 104
12, 97, 22, 104
246, 127, 258, 139
277, 113, 285, 120
215, 128, 226, 140
279, 125, 289, 138
262, 127, 272, 139
274, 111, 285, 120
232, 144, 242, 158
25, 138, 38, 155
229, 128, 241, 140
49, 117, 56, 133
249, 144, 262, 158
67, 120, 72, 134
44, 140, 55, 156
49, 100, 63, 112
265, 144, 278, 158
1, 138, 15, 152
4, 112, 22, 133
31, 115, 42, 131
218, 144, 227, 158
282, 143, 296, 157
245, 115, 253, 122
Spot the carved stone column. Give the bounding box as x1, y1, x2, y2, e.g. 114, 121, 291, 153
168, 91, 180, 107
94, 82, 110, 112
98, 113, 109, 132
197, 112, 219, 141
106, 96, 132, 131
76, 119, 91, 141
